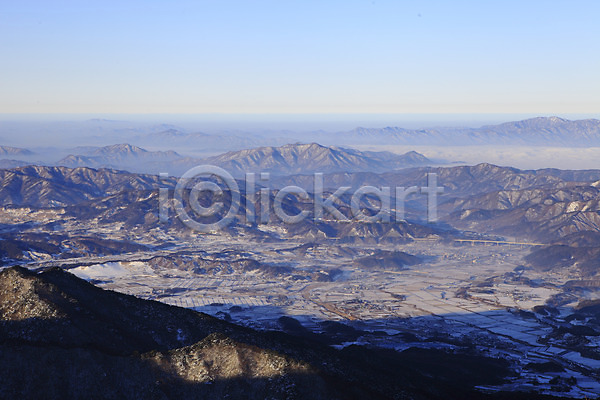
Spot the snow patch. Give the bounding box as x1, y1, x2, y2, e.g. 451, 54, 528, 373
70, 262, 130, 281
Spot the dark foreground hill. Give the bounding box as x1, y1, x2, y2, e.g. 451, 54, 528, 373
0, 266, 561, 400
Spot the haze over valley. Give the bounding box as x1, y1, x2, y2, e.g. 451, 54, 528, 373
3, 116, 600, 173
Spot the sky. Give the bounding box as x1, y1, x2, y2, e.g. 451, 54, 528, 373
1, 1, 599, 115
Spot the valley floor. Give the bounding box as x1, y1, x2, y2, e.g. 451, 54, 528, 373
20, 236, 600, 398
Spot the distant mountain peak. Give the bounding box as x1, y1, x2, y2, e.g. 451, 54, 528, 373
548, 116, 567, 123
519, 116, 568, 124
93, 143, 148, 156
201, 142, 430, 176
0, 145, 34, 157
56, 143, 182, 173
482, 116, 600, 131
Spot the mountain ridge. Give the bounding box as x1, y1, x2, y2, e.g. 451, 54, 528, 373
200, 142, 431, 176
57, 143, 181, 170
332, 117, 600, 146
52, 142, 432, 176
0, 145, 34, 157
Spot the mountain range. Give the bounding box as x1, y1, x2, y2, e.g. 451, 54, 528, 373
4, 161, 600, 245
199, 143, 431, 176
27, 142, 432, 176
120, 116, 600, 148
4, 116, 600, 176
3, 116, 600, 169
130, 116, 600, 147
442, 181, 600, 242
0, 165, 175, 207
57, 143, 181, 170
327, 117, 600, 146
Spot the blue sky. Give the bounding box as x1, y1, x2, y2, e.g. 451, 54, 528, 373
1, 1, 599, 115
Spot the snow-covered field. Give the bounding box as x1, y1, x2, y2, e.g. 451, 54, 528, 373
70, 261, 154, 281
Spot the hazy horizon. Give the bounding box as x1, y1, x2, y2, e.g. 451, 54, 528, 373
1, 112, 599, 132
